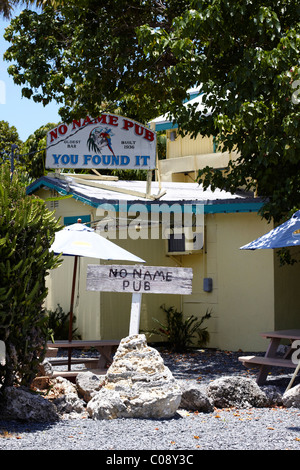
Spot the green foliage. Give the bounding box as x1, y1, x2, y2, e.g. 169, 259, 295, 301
0, 1, 55, 19
3, 1, 190, 124
0, 120, 22, 163
145, 304, 211, 352
139, 0, 300, 223
0, 120, 32, 186
0, 163, 61, 390
4, 1, 300, 222
46, 304, 81, 341
21, 122, 58, 179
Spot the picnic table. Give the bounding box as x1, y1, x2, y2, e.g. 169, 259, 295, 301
46, 339, 119, 380
239, 329, 300, 389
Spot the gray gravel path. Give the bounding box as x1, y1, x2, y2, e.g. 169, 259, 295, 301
1, 348, 300, 452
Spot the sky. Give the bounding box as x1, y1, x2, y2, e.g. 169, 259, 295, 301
0, 6, 61, 142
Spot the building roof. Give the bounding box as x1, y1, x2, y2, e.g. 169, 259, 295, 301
27, 175, 264, 214
150, 88, 211, 132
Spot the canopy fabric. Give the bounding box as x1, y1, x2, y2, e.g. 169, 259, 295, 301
240, 210, 300, 250
50, 222, 145, 262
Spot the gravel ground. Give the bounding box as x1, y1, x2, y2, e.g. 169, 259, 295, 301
1, 347, 300, 452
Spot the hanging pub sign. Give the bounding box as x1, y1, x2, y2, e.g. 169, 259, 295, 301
45, 114, 156, 170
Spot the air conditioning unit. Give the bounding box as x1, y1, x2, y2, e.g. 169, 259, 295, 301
165, 227, 204, 255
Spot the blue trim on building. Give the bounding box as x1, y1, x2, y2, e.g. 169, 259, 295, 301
154, 122, 178, 132
203, 202, 264, 214
26, 178, 99, 208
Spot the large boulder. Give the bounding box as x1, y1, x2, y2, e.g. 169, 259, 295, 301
87, 334, 182, 420
206, 376, 268, 408
45, 376, 86, 415
0, 386, 59, 422
179, 380, 214, 413
261, 385, 283, 407
283, 384, 300, 408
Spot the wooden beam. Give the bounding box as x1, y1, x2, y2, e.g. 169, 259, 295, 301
70, 176, 166, 200
50, 171, 166, 200
51, 172, 118, 181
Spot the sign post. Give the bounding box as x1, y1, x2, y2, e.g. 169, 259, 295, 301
129, 293, 143, 336
86, 264, 193, 335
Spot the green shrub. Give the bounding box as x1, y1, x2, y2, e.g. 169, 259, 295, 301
0, 163, 61, 390
46, 304, 81, 341
145, 304, 211, 352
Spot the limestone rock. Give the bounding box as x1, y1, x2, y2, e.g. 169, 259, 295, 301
76, 371, 106, 403
283, 384, 300, 408
0, 386, 59, 422
207, 376, 268, 408
87, 334, 182, 420
46, 376, 86, 415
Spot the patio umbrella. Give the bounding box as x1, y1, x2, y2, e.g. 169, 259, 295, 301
240, 210, 300, 250
240, 210, 300, 390
50, 219, 145, 369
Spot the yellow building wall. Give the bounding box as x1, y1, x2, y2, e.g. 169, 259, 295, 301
215, 213, 276, 351
46, 256, 102, 340
158, 130, 238, 183
180, 212, 276, 351
167, 131, 214, 159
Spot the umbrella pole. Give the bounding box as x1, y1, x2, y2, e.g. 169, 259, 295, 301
68, 255, 78, 371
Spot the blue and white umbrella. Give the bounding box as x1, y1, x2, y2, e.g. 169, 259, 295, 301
240, 210, 300, 250
50, 220, 145, 368
240, 210, 300, 391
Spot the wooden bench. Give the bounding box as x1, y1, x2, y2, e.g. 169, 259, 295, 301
46, 339, 119, 380
238, 354, 299, 386
238, 329, 300, 386
48, 357, 100, 368
238, 355, 297, 370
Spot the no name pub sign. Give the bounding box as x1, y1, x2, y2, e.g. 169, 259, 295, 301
87, 264, 193, 336
46, 114, 156, 170
86, 265, 193, 295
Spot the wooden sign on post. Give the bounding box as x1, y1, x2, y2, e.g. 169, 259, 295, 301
86, 264, 193, 335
